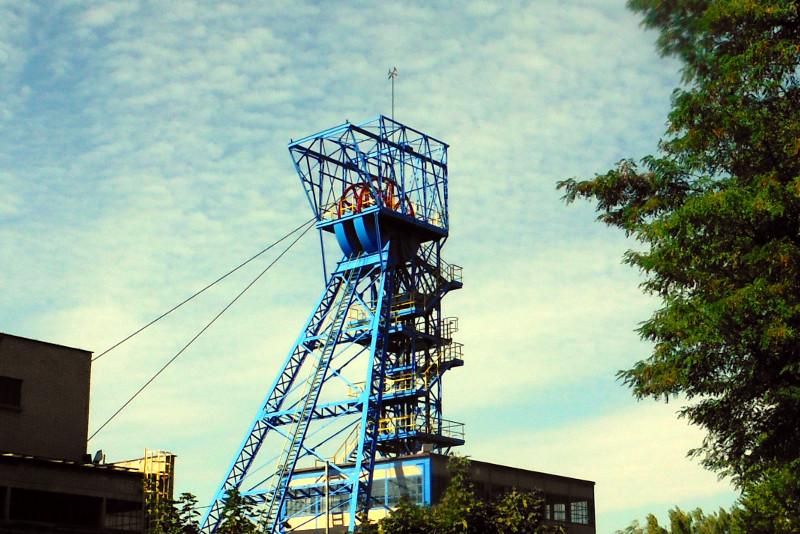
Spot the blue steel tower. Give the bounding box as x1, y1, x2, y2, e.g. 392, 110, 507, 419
201, 116, 463, 533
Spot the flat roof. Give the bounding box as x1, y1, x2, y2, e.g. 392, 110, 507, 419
0, 332, 93, 355
0, 452, 140, 475
294, 452, 594, 486
464, 455, 595, 486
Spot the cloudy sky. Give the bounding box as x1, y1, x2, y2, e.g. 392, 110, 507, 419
1, 0, 737, 530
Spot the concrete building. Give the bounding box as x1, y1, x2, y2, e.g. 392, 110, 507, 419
0, 333, 145, 532
285, 453, 595, 533
0, 333, 91, 462
467, 456, 594, 532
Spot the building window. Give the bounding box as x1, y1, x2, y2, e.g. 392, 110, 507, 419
571, 500, 589, 524
0, 375, 22, 408
386, 475, 423, 507
283, 473, 425, 518
371, 478, 387, 507
285, 496, 318, 517
553, 502, 566, 521
329, 490, 350, 514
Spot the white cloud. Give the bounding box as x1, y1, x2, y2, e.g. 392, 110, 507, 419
468, 402, 736, 531
81, 2, 138, 29
0, 1, 37, 121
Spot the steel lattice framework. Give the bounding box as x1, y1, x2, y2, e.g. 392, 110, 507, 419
201, 116, 463, 533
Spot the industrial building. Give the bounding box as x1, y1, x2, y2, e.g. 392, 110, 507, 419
0, 332, 173, 533
285, 453, 595, 533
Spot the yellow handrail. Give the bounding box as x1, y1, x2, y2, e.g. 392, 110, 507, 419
442, 317, 459, 338
332, 425, 361, 465
377, 414, 465, 440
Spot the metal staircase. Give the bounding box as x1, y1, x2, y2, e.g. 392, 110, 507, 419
332, 424, 361, 465
262, 265, 362, 530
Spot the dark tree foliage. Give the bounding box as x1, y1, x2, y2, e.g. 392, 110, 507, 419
432, 456, 495, 534
148, 492, 200, 534
734, 459, 800, 533
174, 493, 202, 534
216, 490, 260, 534
559, 0, 800, 485
370, 497, 433, 534
492, 489, 552, 534
616, 505, 735, 534
617, 473, 800, 534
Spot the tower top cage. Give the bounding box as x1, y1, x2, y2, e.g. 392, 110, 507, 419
290, 115, 449, 250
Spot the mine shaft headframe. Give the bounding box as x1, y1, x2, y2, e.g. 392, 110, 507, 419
289, 115, 449, 233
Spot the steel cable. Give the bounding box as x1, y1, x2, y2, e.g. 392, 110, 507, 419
92, 218, 314, 362
87, 219, 316, 442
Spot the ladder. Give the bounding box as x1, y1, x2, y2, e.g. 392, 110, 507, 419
262, 264, 362, 531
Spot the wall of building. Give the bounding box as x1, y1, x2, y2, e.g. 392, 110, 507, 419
429, 454, 596, 534
0, 334, 91, 462
0, 454, 144, 532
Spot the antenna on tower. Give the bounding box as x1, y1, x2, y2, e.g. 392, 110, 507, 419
388, 67, 398, 120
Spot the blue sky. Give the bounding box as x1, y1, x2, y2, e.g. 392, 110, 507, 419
1, 1, 738, 530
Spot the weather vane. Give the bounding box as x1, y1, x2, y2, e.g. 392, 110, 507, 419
388, 67, 398, 120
